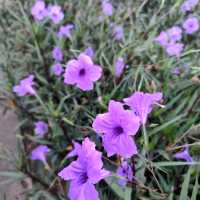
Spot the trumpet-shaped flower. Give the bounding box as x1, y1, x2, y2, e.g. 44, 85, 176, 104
13, 75, 36, 97
30, 145, 50, 163
124, 92, 162, 124
58, 138, 110, 200
34, 121, 48, 137
92, 100, 140, 158
117, 161, 133, 186
64, 53, 102, 91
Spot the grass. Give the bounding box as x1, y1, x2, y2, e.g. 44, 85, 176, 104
0, 0, 200, 199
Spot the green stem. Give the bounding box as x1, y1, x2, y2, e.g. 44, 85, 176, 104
142, 124, 149, 151
34, 91, 49, 114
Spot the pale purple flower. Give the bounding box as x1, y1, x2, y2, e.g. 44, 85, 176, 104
84, 47, 95, 59
57, 24, 74, 39
13, 75, 35, 97
124, 92, 163, 125
117, 161, 133, 187
155, 27, 182, 47
174, 146, 193, 163
165, 42, 184, 57
154, 31, 169, 47
92, 100, 140, 158
30, 145, 50, 163
102, 0, 113, 16
171, 67, 181, 76
34, 121, 48, 137
180, 0, 199, 13
31, 0, 47, 21
64, 53, 102, 91
48, 5, 64, 24
113, 25, 124, 41
183, 17, 199, 34
114, 58, 125, 77
167, 26, 182, 42
52, 47, 63, 61
58, 138, 110, 200
51, 63, 64, 76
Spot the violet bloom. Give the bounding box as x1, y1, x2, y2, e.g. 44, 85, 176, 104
52, 47, 63, 62
13, 75, 35, 97
84, 47, 95, 59
58, 138, 110, 200
30, 145, 50, 163
180, 0, 199, 13
124, 92, 163, 125
102, 0, 113, 16
167, 26, 182, 42
165, 42, 184, 57
154, 31, 169, 47
31, 0, 47, 21
114, 58, 125, 77
51, 63, 64, 76
57, 24, 74, 39
34, 121, 48, 137
174, 146, 193, 163
183, 17, 199, 34
171, 67, 181, 76
92, 100, 140, 158
64, 53, 102, 91
48, 5, 64, 24
117, 161, 133, 187
113, 25, 124, 41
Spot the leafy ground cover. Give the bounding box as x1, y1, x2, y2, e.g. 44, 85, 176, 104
1, 0, 200, 199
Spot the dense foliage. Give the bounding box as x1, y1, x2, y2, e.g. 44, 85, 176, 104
1, 0, 200, 199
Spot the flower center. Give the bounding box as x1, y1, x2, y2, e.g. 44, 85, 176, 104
79, 68, 86, 76
114, 126, 124, 136
79, 172, 88, 184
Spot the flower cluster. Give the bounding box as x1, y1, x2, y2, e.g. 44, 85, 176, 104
31, 0, 64, 24
155, 2, 199, 57
93, 92, 163, 158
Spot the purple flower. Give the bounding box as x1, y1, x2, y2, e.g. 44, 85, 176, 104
113, 25, 124, 41
183, 17, 199, 34
48, 5, 64, 24
84, 47, 95, 59
117, 161, 133, 187
124, 92, 162, 125
180, 0, 199, 13
58, 138, 110, 200
34, 121, 48, 137
64, 53, 102, 91
165, 42, 184, 57
92, 100, 140, 158
31, 0, 47, 21
51, 63, 64, 76
13, 75, 35, 97
52, 47, 63, 62
57, 24, 74, 39
114, 58, 125, 77
154, 31, 169, 47
167, 26, 182, 42
174, 146, 193, 163
102, 0, 113, 16
30, 145, 50, 163
171, 67, 181, 76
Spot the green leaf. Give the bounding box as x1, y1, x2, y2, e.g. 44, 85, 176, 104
179, 167, 192, 200
105, 177, 124, 200
191, 173, 199, 200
